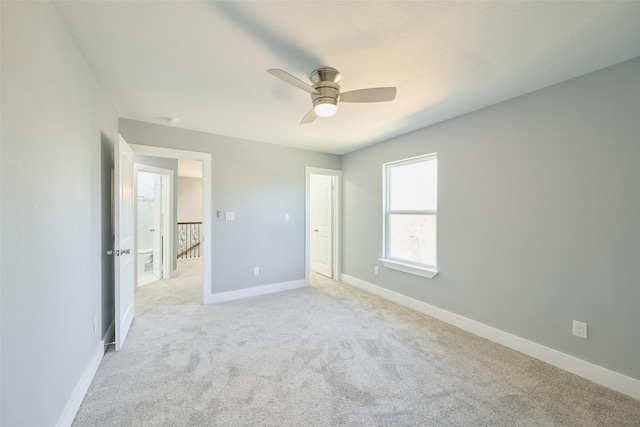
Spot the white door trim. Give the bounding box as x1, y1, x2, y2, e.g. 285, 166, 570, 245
129, 144, 212, 305
133, 164, 174, 284
305, 167, 342, 283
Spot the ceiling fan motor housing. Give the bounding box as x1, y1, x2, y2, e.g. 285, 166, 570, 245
310, 67, 341, 110
311, 82, 340, 109
310, 67, 341, 84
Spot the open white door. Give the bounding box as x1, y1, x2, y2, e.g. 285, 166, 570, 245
114, 134, 135, 351
315, 176, 333, 278
152, 174, 163, 279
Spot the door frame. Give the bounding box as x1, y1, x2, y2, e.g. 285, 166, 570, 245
133, 164, 174, 286
130, 144, 212, 305
305, 167, 342, 283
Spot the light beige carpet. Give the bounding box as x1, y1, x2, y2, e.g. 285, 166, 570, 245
73, 259, 640, 426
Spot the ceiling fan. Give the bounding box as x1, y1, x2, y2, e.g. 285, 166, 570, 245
267, 67, 397, 124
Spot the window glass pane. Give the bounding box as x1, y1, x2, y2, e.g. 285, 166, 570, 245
388, 214, 436, 266
389, 158, 437, 211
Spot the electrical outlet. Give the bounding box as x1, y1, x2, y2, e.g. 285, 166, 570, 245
374, 266, 379, 275
573, 320, 588, 339
253, 267, 260, 276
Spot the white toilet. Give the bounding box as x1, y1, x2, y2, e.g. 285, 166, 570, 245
137, 248, 153, 272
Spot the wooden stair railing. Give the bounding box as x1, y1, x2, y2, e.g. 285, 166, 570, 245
177, 241, 201, 259
177, 221, 202, 259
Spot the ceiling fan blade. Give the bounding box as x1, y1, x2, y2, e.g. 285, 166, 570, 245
268, 69, 319, 95
300, 108, 317, 124
340, 87, 397, 103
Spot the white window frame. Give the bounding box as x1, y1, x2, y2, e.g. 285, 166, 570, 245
380, 153, 439, 279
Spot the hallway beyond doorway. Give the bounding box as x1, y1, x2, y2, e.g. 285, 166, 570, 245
136, 258, 202, 310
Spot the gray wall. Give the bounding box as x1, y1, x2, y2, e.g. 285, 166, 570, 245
119, 119, 341, 294
135, 155, 179, 271
342, 57, 640, 381
178, 177, 203, 223
1, 2, 118, 426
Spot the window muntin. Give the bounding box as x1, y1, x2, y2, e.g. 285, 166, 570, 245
383, 154, 437, 274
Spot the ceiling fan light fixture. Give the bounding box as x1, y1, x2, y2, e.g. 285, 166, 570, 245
314, 100, 338, 117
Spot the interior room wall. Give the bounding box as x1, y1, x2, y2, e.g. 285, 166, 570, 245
341, 57, 640, 382
135, 155, 179, 271
0, 2, 118, 426
178, 177, 203, 223
119, 119, 341, 294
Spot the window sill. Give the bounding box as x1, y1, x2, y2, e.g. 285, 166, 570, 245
379, 259, 439, 279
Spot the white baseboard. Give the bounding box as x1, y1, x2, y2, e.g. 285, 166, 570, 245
205, 279, 307, 304
56, 321, 113, 427
341, 274, 640, 401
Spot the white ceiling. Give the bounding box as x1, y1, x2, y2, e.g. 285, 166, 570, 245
54, 1, 640, 155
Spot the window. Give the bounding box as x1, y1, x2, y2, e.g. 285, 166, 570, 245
380, 153, 438, 278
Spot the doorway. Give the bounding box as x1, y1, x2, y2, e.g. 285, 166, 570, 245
310, 174, 333, 278
177, 160, 203, 262
135, 167, 173, 287
306, 167, 342, 283
129, 144, 212, 305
